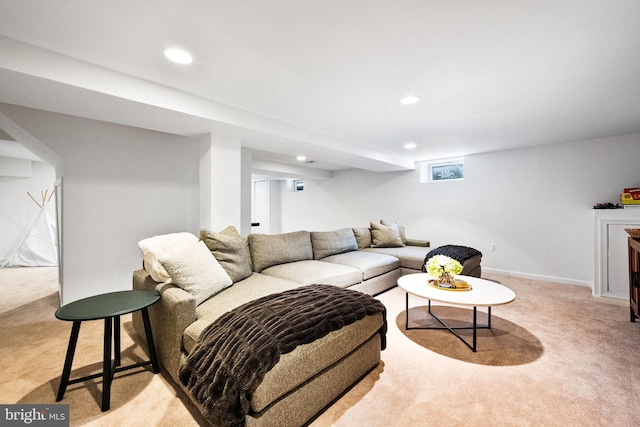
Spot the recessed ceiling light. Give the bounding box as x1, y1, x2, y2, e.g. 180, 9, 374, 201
404, 142, 417, 150
400, 95, 420, 105
296, 155, 307, 162
163, 47, 193, 64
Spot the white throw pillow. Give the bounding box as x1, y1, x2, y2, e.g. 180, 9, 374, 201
138, 232, 198, 283
160, 241, 233, 305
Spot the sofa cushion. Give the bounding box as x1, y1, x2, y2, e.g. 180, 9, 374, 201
362, 245, 431, 270
199, 226, 253, 283
184, 280, 384, 413
370, 221, 404, 248
261, 260, 362, 288
322, 251, 400, 280
160, 241, 233, 306
352, 227, 372, 249
249, 231, 313, 272
138, 232, 198, 283
311, 228, 358, 259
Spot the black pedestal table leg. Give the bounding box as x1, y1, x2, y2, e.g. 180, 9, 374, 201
141, 307, 159, 374
102, 317, 112, 412
56, 320, 81, 401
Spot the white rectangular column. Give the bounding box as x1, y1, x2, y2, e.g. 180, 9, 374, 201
199, 135, 252, 234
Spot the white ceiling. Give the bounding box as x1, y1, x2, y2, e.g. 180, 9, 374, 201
1, 0, 639, 173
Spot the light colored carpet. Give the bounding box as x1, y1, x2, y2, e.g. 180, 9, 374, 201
1, 267, 639, 426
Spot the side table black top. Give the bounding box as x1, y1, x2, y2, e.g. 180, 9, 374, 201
56, 290, 160, 321
55, 290, 160, 411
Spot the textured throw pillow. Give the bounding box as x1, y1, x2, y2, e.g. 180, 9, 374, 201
370, 221, 404, 248
138, 232, 199, 283
199, 226, 253, 283
352, 227, 373, 249
160, 241, 233, 306
248, 231, 313, 272
311, 228, 358, 259
381, 219, 407, 244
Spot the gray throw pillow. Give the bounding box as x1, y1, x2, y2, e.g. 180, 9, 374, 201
311, 228, 358, 259
199, 226, 253, 283
370, 221, 405, 248
352, 227, 373, 249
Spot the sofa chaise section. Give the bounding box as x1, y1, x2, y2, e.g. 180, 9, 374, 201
133, 268, 385, 427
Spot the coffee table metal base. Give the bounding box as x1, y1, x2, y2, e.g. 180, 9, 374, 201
405, 293, 492, 352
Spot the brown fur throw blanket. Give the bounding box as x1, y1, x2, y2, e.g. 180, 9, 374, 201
178, 284, 387, 427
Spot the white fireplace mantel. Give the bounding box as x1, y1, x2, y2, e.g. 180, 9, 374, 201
594, 209, 640, 299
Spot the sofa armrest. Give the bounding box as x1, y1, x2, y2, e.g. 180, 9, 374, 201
132, 268, 159, 291
132, 269, 197, 380
406, 238, 430, 247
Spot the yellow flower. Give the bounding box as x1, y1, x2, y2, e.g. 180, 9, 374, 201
426, 255, 463, 277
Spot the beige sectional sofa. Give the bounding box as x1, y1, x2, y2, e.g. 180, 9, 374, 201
132, 223, 433, 426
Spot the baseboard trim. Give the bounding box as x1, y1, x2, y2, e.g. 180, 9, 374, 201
482, 268, 592, 288
591, 296, 627, 306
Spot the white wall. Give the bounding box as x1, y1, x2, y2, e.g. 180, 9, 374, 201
3, 101, 638, 296
0, 104, 200, 304
281, 134, 640, 286
0, 161, 56, 258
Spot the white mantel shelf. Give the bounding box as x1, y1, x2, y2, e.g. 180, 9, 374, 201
594, 209, 640, 300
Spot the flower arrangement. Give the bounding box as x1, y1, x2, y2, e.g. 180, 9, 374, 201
425, 255, 463, 281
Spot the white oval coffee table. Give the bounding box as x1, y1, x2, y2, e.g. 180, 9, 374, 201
397, 273, 516, 352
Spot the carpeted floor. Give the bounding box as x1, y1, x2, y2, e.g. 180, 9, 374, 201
1, 267, 639, 426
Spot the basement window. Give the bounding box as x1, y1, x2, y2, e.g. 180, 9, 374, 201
419, 158, 464, 183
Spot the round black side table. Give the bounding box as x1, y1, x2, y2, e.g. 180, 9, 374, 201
55, 290, 160, 411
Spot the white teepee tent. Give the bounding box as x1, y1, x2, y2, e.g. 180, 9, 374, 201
1, 190, 58, 267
